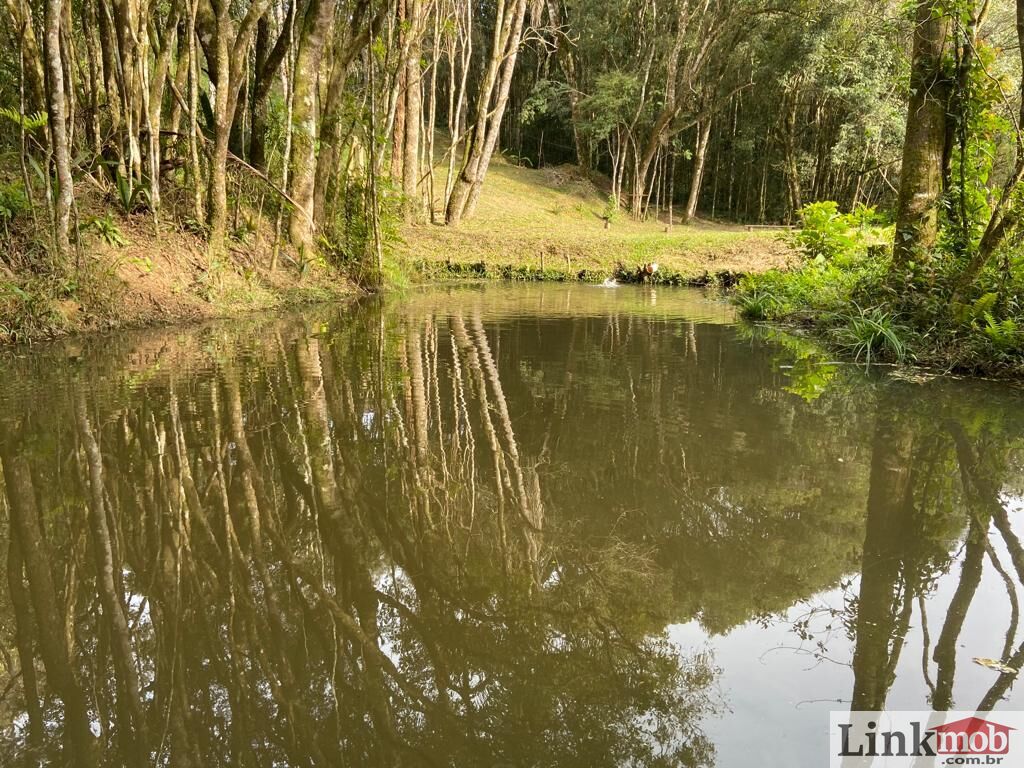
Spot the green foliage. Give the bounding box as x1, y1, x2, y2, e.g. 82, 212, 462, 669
941, 38, 1008, 256
602, 194, 619, 224
521, 79, 572, 126
0, 107, 48, 131
81, 213, 128, 247
953, 291, 998, 326
981, 313, 1020, 351
577, 71, 641, 141
320, 179, 403, 287
736, 290, 780, 321
108, 166, 151, 214
791, 201, 887, 264
831, 306, 910, 366
0, 181, 29, 232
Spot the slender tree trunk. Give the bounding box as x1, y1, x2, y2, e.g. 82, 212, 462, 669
401, 0, 425, 223
684, 118, 712, 223
44, 0, 73, 260
782, 88, 802, 222
445, 0, 528, 225
208, 1, 273, 252
313, 0, 379, 226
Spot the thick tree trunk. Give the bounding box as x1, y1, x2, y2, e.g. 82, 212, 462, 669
249, 5, 295, 170
4, 0, 46, 110
892, 0, 951, 268
850, 407, 916, 712
288, 0, 336, 253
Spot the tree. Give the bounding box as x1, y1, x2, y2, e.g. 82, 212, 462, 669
43, 0, 73, 259
445, 0, 529, 225
288, 0, 337, 253
207, 0, 275, 251
892, 0, 951, 268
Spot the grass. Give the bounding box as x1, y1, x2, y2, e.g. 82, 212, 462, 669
831, 306, 910, 366
733, 203, 1024, 378
400, 155, 793, 282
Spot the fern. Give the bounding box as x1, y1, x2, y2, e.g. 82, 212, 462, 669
982, 312, 1019, 350
954, 292, 999, 326
0, 107, 48, 131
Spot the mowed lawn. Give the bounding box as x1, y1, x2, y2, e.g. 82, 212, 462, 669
399, 156, 794, 280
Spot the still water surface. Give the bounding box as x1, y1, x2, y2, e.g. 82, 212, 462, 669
0, 284, 1022, 767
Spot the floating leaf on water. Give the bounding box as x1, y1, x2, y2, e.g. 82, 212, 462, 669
973, 657, 1018, 675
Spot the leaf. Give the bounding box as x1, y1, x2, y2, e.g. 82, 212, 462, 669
972, 657, 1018, 675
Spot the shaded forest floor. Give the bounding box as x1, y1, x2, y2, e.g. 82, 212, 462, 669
401, 156, 795, 282
0, 186, 354, 344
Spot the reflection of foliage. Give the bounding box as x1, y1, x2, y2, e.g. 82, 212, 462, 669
3, 287, 1024, 764
742, 324, 842, 402
0, 299, 722, 767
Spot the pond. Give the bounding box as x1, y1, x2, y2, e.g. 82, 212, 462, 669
0, 283, 1022, 767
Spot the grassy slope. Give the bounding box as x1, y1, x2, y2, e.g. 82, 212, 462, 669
400, 157, 794, 280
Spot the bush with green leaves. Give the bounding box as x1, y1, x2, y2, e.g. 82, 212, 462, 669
790, 201, 889, 265
81, 214, 128, 247
0, 182, 29, 234
736, 199, 1024, 374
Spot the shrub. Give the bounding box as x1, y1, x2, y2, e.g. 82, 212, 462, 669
0, 182, 29, 234
81, 213, 128, 247
791, 201, 888, 266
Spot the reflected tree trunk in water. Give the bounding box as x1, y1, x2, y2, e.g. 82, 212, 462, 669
945, 422, 1024, 710
0, 437, 94, 767
5, 512, 44, 762
931, 512, 986, 710
75, 388, 148, 760
851, 404, 917, 712
931, 420, 1002, 710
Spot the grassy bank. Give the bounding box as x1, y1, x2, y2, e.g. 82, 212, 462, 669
734, 203, 1024, 379
0, 187, 355, 344
2, 157, 792, 345
400, 159, 794, 283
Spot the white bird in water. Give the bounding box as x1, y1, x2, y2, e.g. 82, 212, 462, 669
601, 277, 619, 288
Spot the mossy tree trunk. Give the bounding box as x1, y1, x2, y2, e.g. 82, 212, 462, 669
892, 0, 951, 269
288, 0, 336, 253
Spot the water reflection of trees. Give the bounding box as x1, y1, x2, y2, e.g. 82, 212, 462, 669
839, 385, 1024, 713
2, 288, 1023, 766
0, 306, 718, 767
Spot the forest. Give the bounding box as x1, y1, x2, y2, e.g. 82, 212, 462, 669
4, 1, 1024, 763
0, 0, 1021, 370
